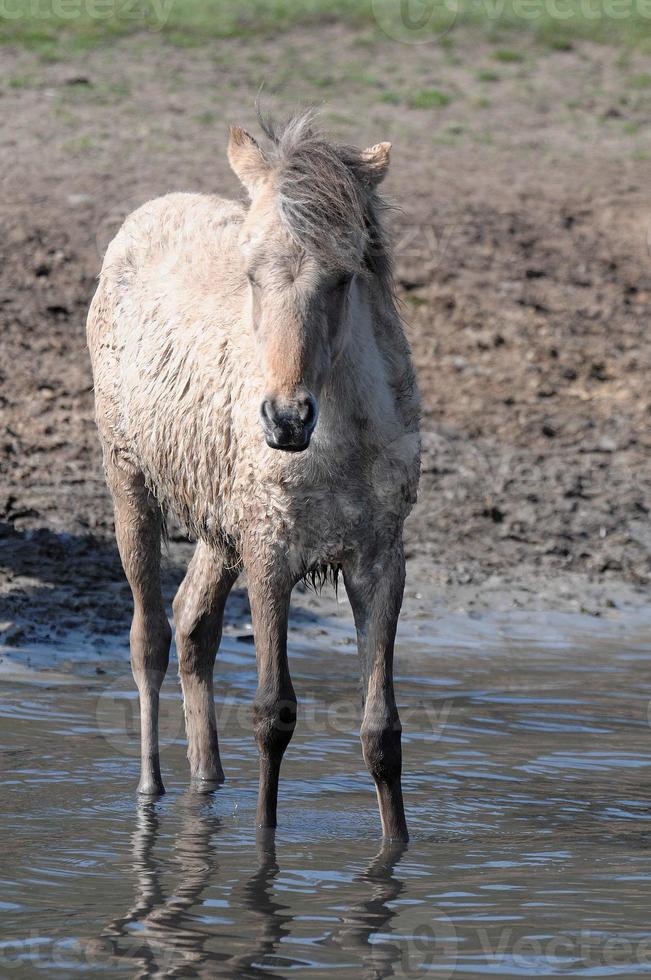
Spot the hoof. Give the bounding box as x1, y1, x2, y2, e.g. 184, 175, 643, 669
256, 826, 277, 844
256, 817, 278, 830
192, 764, 225, 784
137, 779, 165, 797
383, 829, 409, 843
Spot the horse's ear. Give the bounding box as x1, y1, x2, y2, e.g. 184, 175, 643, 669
360, 141, 391, 187
228, 126, 269, 195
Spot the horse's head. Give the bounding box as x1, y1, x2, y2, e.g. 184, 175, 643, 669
228, 112, 391, 452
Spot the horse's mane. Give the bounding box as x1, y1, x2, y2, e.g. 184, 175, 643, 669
256, 108, 395, 295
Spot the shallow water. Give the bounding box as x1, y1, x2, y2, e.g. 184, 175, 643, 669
2, 601, 651, 977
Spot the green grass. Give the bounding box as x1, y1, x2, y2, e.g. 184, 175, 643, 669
630, 72, 651, 88
194, 110, 217, 125
7, 74, 32, 87
61, 134, 96, 154
493, 48, 524, 62
59, 78, 131, 104
476, 69, 501, 82
2, 0, 651, 55
456, 0, 651, 49
547, 38, 574, 50
409, 88, 452, 109
0, 0, 366, 54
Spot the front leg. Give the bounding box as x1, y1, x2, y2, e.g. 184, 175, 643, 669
343, 540, 408, 841
245, 546, 296, 829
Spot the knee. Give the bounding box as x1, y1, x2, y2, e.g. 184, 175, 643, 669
253, 693, 297, 758
131, 606, 171, 656
172, 596, 207, 673
172, 590, 193, 645
130, 608, 171, 690
360, 720, 402, 784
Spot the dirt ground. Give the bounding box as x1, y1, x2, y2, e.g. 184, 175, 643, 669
2, 24, 651, 649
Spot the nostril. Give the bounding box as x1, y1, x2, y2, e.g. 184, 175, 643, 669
299, 396, 317, 428
260, 398, 276, 425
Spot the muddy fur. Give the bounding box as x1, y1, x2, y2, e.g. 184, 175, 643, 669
88, 112, 420, 576
301, 561, 341, 594
86, 110, 419, 835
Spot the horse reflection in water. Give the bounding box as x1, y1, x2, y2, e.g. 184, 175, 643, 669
100, 794, 407, 978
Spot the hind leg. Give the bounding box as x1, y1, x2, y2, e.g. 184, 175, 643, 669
108, 463, 171, 796
173, 542, 239, 784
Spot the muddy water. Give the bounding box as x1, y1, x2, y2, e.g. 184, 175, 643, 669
2, 600, 651, 978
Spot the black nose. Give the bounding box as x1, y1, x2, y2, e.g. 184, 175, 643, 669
260, 394, 318, 452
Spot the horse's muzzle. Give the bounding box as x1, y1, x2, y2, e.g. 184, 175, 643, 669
260, 393, 317, 453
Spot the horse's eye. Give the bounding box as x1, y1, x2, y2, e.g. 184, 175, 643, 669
247, 271, 259, 288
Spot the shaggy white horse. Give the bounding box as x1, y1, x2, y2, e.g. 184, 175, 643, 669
87, 111, 420, 840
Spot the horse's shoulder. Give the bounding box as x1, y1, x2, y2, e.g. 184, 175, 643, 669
98, 193, 245, 300
117, 192, 244, 244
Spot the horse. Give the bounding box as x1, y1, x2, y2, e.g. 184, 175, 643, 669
86, 110, 420, 841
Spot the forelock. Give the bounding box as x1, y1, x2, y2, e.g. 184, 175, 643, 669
257, 109, 377, 269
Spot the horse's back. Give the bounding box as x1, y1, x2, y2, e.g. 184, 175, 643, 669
86, 192, 248, 489
100, 193, 244, 318
88, 191, 247, 376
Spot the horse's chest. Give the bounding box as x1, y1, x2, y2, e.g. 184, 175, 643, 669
236, 476, 369, 544
233, 452, 413, 568
295, 488, 370, 552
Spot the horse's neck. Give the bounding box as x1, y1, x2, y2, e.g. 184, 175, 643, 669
345, 275, 403, 376
325, 277, 403, 431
